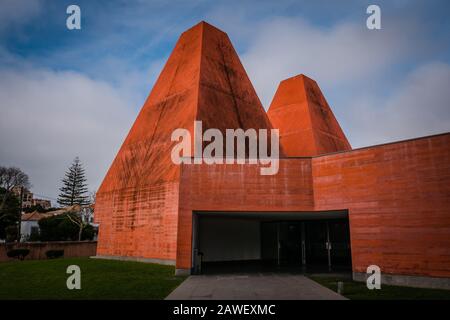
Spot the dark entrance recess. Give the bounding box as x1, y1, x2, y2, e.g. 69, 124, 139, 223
193, 211, 352, 274
261, 220, 352, 272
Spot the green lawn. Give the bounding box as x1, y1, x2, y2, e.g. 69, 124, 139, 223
0, 257, 186, 300
308, 275, 450, 300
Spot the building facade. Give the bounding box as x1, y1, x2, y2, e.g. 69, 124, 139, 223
94, 22, 450, 289
12, 187, 52, 210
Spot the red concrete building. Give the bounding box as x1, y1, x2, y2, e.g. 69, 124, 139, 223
95, 22, 450, 289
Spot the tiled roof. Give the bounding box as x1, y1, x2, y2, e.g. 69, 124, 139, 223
21, 205, 82, 221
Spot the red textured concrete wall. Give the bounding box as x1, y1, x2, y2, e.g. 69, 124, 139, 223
177, 133, 450, 278
313, 133, 450, 278
96, 182, 179, 261
176, 159, 313, 269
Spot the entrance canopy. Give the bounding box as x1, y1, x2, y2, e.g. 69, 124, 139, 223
196, 210, 348, 220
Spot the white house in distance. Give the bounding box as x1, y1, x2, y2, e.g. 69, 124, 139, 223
21, 212, 44, 240
20, 211, 62, 241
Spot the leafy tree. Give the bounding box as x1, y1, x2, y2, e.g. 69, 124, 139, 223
27, 228, 40, 242
38, 214, 76, 241
0, 188, 20, 240
0, 166, 30, 212
57, 157, 89, 207
81, 224, 95, 241
38, 212, 95, 241
5, 225, 19, 242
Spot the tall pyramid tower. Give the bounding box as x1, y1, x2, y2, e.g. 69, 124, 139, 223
267, 74, 351, 156
94, 22, 275, 262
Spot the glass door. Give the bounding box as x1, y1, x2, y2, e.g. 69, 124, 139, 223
329, 220, 352, 269
305, 221, 329, 269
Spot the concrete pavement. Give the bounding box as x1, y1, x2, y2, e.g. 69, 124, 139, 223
166, 273, 347, 300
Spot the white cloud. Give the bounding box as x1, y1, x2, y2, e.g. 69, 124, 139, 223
344, 62, 450, 147
0, 0, 42, 34
0, 66, 135, 203
240, 17, 417, 107
232, 16, 450, 147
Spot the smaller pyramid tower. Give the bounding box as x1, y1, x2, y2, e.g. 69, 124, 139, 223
267, 74, 351, 157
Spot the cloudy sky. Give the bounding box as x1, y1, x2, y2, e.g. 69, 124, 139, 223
0, 0, 449, 204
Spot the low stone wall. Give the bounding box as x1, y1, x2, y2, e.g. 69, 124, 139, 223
0, 241, 97, 262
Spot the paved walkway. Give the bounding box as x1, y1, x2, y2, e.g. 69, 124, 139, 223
166, 273, 346, 300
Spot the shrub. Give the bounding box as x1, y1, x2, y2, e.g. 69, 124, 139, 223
0, 189, 20, 240
27, 228, 40, 242
7, 248, 30, 260
39, 213, 81, 241
81, 224, 95, 241
38, 213, 96, 241
45, 249, 64, 259
5, 225, 18, 242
